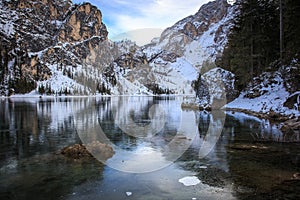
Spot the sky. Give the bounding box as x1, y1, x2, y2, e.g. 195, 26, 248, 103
72, 0, 212, 45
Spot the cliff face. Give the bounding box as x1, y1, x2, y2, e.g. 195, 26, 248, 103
57, 2, 108, 43
168, 0, 230, 40
0, 0, 110, 95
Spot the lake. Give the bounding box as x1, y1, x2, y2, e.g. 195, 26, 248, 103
0, 96, 299, 200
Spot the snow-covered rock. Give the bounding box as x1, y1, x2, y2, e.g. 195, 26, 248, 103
226, 69, 300, 117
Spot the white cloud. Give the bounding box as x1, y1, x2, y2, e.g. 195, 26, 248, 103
111, 28, 164, 46
113, 0, 211, 32
73, 0, 213, 44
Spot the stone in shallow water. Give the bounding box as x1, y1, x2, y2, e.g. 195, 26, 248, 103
61, 144, 92, 159
179, 176, 201, 186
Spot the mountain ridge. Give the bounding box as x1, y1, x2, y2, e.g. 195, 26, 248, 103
0, 0, 237, 96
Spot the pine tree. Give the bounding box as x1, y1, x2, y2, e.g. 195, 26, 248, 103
284, 0, 300, 63
220, 0, 280, 91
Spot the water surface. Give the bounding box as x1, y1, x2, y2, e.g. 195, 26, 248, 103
0, 97, 299, 199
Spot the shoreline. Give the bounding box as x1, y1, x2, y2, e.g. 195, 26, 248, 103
2, 94, 196, 99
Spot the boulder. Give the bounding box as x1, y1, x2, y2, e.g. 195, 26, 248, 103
61, 144, 92, 159
61, 141, 114, 161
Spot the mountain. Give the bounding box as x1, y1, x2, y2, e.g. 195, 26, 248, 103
0, 0, 112, 95
1, 0, 298, 116
103, 0, 239, 96
0, 0, 238, 97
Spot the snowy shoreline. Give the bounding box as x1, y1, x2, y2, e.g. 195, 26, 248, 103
3, 93, 299, 120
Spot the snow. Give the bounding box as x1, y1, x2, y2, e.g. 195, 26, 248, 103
112, 78, 153, 96
183, 5, 236, 70
169, 58, 198, 81
179, 176, 201, 186
226, 73, 300, 117
0, 20, 15, 36
0, 4, 18, 37
38, 64, 85, 95
226, 111, 262, 123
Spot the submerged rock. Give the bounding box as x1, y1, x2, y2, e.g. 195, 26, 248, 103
61, 141, 114, 160
61, 144, 92, 159
280, 118, 300, 140
228, 144, 269, 151
85, 141, 115, 161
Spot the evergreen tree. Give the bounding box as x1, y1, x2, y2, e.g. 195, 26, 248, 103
284, 0, 300, 63
220, 0, 280, 91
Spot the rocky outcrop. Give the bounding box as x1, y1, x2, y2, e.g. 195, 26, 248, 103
181, 0, 231, 39
61, 144, 92, 159
281, 118, 300, 138
151, 0, 238, 63
58, 3, 108, 43
195, 67, 236, 108
2, 0, 73, 52
0, 0, 109, 95
284, 92, 300, 111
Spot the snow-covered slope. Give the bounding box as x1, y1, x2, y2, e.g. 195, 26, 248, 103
226, 68, 300, 116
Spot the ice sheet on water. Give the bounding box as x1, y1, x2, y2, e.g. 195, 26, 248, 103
126, 192, 132, 196
178, 176, 201, 186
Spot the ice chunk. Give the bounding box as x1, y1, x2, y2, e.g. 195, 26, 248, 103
126, 192, 132, 196
179, 176, 201, 186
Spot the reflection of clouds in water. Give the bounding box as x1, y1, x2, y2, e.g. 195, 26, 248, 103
107, 145, 170, 173
74, 96, 228, 173
75, 96, 200, 173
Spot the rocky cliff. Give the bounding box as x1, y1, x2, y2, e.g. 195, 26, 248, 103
0, 0, 111, 95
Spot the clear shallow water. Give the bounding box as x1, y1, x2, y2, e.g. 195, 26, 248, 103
0, 97, 299, 200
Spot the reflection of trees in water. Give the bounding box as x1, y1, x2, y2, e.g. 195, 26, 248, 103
96, 97, 141, 150
224, 112, 300, 199
225, 112, 297, 142
0, 98, 105, 200
0, 98, 80, 160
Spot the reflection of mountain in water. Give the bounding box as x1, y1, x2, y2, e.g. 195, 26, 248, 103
0, 98, 81, 160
